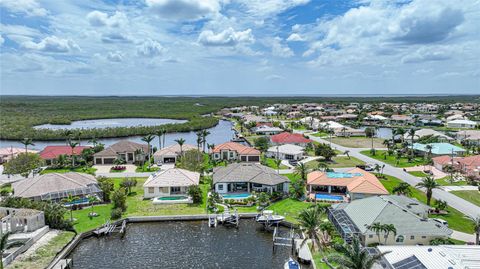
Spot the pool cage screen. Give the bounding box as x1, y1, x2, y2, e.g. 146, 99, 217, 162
39, 184, 102, 202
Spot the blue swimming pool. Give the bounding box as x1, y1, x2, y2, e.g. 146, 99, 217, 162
222, 193, 252, 199
326, 172, 363, 178
315, 194, 344, 201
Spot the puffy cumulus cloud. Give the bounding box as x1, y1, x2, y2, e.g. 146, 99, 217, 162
0, 0, 47, 17
22, 36, 80, 53
286, 33, 304, 42
107, 51, 124, 62
271, 37, 293, 57
239, 0, 310, 17
401, 46, 452, 63
146, 0, 221, 20
86, 11, 127, 27
198, 27, 254, 46
101, 32, 132, 43
136, 39, 165, 57
0, 24, 41, 44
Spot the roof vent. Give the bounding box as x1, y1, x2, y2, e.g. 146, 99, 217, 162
427, 248, 432, 252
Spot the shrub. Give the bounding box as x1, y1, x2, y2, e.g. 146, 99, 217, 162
187, 185, 203, 204
111, 208, 123, 220
112, 188, 127, 212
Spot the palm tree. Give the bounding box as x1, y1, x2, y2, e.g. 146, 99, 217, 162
297, 207, 323, 251
295, 163, 308, 182
274, 159, 282, 174
416, 175, 440, 206
367, 222, 385, 244
175, 138, 186, 155
393, 127, 405, 143
88, 195, 98, 215
201, 130, 211, 152
20, 138, 34, 154
207, 143, 215, 153
62, 194, 76, 221
341, 126, 348, 137
155, 129, 164, 150
76, 130, 83, 146
88, 137, 98, 147
63, 130, 73, 145
407, 128, 417, 161
467, 216, 480, 245
392, 182, 412, 196
0, 232, 24, 269
328, 236, 388, 269
141, 134, 155, 168
344, 150, 350, 159
383, 224, 396, 245
68, 139, 79, 167
317, 162, 329, 172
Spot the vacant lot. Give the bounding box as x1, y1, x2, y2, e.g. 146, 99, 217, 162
330, 137, 385, 148
306, 156, 365, 169
361, 150, 427, 168
450, 190, 480, 207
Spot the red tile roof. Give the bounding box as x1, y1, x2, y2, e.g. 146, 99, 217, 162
458, 155, 480, 171
212, 142, 260, 155
270, 132, 312, 144
39, 145, 90, 160
432, 155, 457, 166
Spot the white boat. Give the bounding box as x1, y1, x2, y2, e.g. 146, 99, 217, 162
284, 258, 301, 269
255, 210, 285, 224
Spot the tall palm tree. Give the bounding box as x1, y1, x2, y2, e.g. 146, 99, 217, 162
392, 182, 412, 196
63, 130, 73, 146
341, 126, 348, 137
0, 232, 24, 269
20, 138, 34, 154
468, 216, 480, 245
63, 194, 76, 221
68, 139, 79, 167
407, 128, 417, 161
141, 134, 155, 168
393, 127, 405, 143
76, 130, 83, 146
274, 159, 282, 174
201, 130, 211, 152
295, 163, 308, 182
88, 195, 98, 215
367, 222, 385, 244
344, 150, 350, 159
175, 138, 186, 155
155, 129, 164, 150
297, 207, 323, 251
383, 224, 396, 245
162, 129, 167, 150
416, 175, 439, 206
328, 236, 389, 269
88, 137, 98, 147
207, 143, 215, 153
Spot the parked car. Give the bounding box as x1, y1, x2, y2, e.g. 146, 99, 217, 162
432, 218, 448, 227
289, 160, 298, 166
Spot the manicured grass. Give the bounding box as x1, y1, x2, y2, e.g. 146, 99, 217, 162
7, 231, 75, 269
311, 132, 329, 137
135, 163, 160, 172
378, 174, 475, 233
264, 157, 289, 169
305, 156, 365, 169
408, 171, 428, 177
266, 198, 311, 223
436, 176, 468, 186
360, 150, 427, 168
450, 190, 480, 207
69, 204, 114, 233
40, 167, 97, 175
330, 137, 385, 148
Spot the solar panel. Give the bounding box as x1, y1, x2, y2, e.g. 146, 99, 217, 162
392, 255, 427, 269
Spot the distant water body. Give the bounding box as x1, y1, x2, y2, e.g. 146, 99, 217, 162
34, 118, 187, 130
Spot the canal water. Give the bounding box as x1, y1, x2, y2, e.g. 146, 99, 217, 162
34, 118, 187, 130
359, 126, 393, 139
68, 220, 293, 269
0, 120, 235, 151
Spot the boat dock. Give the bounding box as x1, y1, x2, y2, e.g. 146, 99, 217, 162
209, 208, 239, 228
272, 226, 295, 253
93, 220, 127, 237
51, 259, 72, 269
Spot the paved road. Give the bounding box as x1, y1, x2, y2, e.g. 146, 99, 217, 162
306, 134, 480, 219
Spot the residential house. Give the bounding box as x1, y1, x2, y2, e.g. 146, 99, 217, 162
447, 119, 478, 129
252, 125, 284, 135
412, 143, 465, 156
456, 130, 480, 145
457, 155, 480, 178
403, 128, 454, 142
93, 140, 149, 165
153, 144, 196, 164
328, 195, 452, 246
432, 155, 457, 171
213, 163, 289, 194
211, 142, 261, 162
266, 144, 304, 161
0, 147, 38, 163
143, 168, 200, 199
389, 114, 413, 125
270, 132, 313, 147
39, 145, 90, 166
12, 172, 102, 203
307, 168, 388, 201
0, 207, 45, 235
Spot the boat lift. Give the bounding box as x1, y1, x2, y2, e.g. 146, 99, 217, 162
272, 226, 295, 254
209, 208, 239, 228
93, 220, 127, 237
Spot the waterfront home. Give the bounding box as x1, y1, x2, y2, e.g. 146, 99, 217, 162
389, 114, 413, 125
456, 130, 480, 145
266, 144, 304, 161
211, 142, 261, 162
447, 119, 478, 129
40, 145, 90, 166
143, 168, 200, 199
0, 147, 38, 163
377, 245, 480, 269
412, 143, 465, 156
307, 168, 388, 201
153, 144, 196, 164
363, 114, 388, 124
252, 125, 283, 135
328, 195, 452, 246
402, 128, 454, 142
270, 132, 312, 147
213, 163, 289, 194
0, 207, 45, 235
94, 140, 149, 165
12, 172, 102, 203
318, 121, 365, 137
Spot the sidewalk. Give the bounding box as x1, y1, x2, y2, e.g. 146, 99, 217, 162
442, 186, 480, 192
451, 230, 477, 243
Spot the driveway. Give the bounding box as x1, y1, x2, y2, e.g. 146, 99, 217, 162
306, 134, 480, 218
450, 230, 477, 243
405, 165, 447, 179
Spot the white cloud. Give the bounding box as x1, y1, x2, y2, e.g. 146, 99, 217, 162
0, 24, 41, 44
101, 32, 132, 43
286, 33, 304, 42
86, 11, 127, 27
401, 46, 452, 63
198, 27, 254, 46
137, 39, 165, 57
271, 37, 293, 57
0, 0, 47, 16
22, 36, 80, 53
0, 35, 4, 45
107, 51, 124, 62
265, 74, 284, 81
239, 0, 310, 17
146, 0, 221, 20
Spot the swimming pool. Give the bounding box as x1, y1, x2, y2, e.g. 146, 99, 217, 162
157, 196, 188, 201
326, 172, 363, 178
152, 196, 192, 204
315, 194, 344, 201
221, 193, 252, 199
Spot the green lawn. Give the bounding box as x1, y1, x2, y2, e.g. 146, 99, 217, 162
266, 198, 311, 223
40, 167, 97, 175
329, 137, 385, 148
6, 231, 75, 269
311, 132, 329, 137
306, 156, 365, 170
263, 157, 289, 169
360, 150, 427, 168
135, 163, 160, 172
378, 174, 475, 233
450, 190, 480, 207
407, 171, 428, 177
436, 176, 468, 186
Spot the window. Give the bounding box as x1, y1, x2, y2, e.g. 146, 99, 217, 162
421, 236, 426, 239
369, 235, 373, 238
160, 187, 169, 193
396, 235, 404, 243
171, 187, 181, 193
410, 236, 415, 240
230, 152, 234, 157
148, 187, 154, 194
218, 184, 224, 191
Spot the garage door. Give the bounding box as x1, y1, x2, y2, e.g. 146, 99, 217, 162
163, 157, 176, 163
103, 158, 115, 164
248, 156, 260, 162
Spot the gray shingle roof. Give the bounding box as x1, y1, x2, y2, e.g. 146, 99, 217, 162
94, 140, 149, 157
213, 163, 289, 186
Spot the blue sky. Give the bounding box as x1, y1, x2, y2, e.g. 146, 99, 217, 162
0, 0, 479, 95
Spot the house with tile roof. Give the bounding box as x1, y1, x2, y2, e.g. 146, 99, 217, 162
211, 142, 260, 162
457, 155, 480, 178
94, 140, 149, 165
143, 168, 200, 199
328, 195, 452, 246
307, 168, 388, 201
0, 147, 38, 163
270, 132, 313, 147
413, 143, 465, 156
266, 144, 305, 160
213, 163, 289, 194
153, 143, 197, 164
39, 145, 90, 165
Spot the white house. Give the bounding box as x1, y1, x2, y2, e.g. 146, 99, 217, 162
143, 168, 200, 199
266, 144, 304, 160
252, 125, 283, 135
447, 119, 478, 129
153, 144, 197, 164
